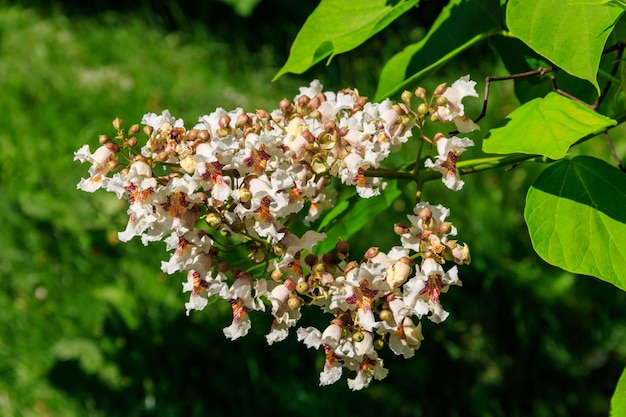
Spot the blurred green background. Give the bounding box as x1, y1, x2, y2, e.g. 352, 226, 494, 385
1, 1, 626, 416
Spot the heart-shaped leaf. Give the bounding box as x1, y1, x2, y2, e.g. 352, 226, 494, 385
483, 93, 616, 159
506, 0, 624, 93
525, 156, 626, 291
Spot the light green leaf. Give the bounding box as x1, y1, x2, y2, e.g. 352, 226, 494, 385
315, 180, 403, 254
273, 0, 419, 80
506, 0, 624, 93
483, 92, 616, 159
374, 0, 503, 100
524, 156, 626, 291
611, 365, 626, 417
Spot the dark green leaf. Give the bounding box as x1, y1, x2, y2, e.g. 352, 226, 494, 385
374, 0, 503, 100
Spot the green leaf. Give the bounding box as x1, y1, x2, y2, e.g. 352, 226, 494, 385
315, 180, 403, 254
483, 92, 616, 159
611, 365, 626, 417
524, 156, 626, 291
506, 0, 624, 93
374, 0, 503, 100
273, 0, 419, 80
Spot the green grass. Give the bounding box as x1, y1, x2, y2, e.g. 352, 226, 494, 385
1, 4, 626, 417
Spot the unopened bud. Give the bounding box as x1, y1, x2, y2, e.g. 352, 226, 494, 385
287, 297, 302, 310
364, 247, 379, 260
143, 125, 154, 136
98, 134, 110, 144
414, 86, 427, 100
296, 281, 309, 294
335, 240, 349, 259
127, 137, 138, 147
436, 221, 452, 235
112, 117, 123, 130
128, 124, 140, 135
239, 188, 252, 203
205, 213, 222, 229
436, 96, 448, 107
218, 114, 231, 129
433, 82, 447, 96
373, 338, 385, 350
417, 103, 429, 116
280, 98, 293, 114
236, 113, 251, 128
297, 95, 310, 107
401, 90, 412, 104
352, 331, 365, 343
304, 253, 318, 268
271, 268, 284, 282
283, 279, 297, 292
394, 223, 410, 235
256, 109, 270, 120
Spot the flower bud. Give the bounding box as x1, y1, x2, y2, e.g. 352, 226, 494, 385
414, 86, 427, 100
436, 95, 448, 107
304, 253, 318, 268
271, 268, 284, 282
256, 109, 270, 120
98, 134, 111, 144
394, 223, 410, 235
352, 331, 365, 343
128, 124, 140, 135
239, 188, 252, 203
112, 117, 123, 130
127, 137, 138, 148
287, 297, 302, 310
401, 90, 412, 104
433, 82, 447, 96
205, 213, 222, 229
297, 95, 310, 108
280, 98, 294, 114
436, 221, 452, 235
364, 247, 379, 260
218, 114, 231, 129
335, 240, 349, 260
296, 281, 309, 294
417, 103, 429, 116
283, 278, 297, 292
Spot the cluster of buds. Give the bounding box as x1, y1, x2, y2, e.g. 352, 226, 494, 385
74, 77, 477, 389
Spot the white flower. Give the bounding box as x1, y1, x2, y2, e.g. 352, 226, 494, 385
436, 75, 480, 133
425, 136, 474, 191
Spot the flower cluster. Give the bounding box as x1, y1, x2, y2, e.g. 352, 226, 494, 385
75, 77, 478, 389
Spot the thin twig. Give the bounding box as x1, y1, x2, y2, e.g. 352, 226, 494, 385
594, 41, 626, 110
474, 66, 556, 124
604, 131, 626, 172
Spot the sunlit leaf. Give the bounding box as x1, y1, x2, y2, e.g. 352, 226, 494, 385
483, 92, 616, 159
273, 0, 419, 80
525, 156, 626, 291
374, 0, 503, 100
506, 0, 624, 93
611, 365, 626, 417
